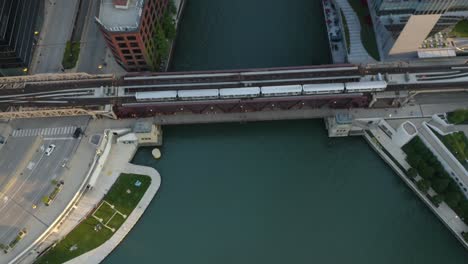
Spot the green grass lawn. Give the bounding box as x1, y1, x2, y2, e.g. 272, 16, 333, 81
441, 132, 468, 165
36, 174, 151, 264
451, 20, 468, 38
93, 202, 116, 223
448, 109, 468, 124
62, 41, 80, 70
347, 0, 380, 61
340, 10, 351, 53
107, 213, 126, 229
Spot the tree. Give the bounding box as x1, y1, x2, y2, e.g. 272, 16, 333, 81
416, 179, 430, 194
432, 178, 450, 193
161, 12, 176, 40
431, 194, 444, 207
407, 168, 417, 179
445, 192, 462, 208
463, 232, 468, 242
418, 162, 435, 179
406, 154, 422, 168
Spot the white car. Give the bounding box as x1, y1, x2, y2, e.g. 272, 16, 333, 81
45, 144, 56, 156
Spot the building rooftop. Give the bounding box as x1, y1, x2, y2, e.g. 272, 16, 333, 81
133, 122, 152, 133
97, 0, 144, 32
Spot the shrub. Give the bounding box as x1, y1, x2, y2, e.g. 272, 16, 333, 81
432, 178, 450, 193
430, 194, 444, 207
62, 41, 80, 69
407, 168, 417, 179
416, 179, 430, 194
447, 109, 468, 124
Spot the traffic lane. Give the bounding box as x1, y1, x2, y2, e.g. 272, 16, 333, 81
0, 137, 36, 187
14, 138, 77, 211
34, 0, 79, 73
0, 198, 37, 244
11, 116, 90, 130
414, 92, 468, 105
0, 138, 77, 244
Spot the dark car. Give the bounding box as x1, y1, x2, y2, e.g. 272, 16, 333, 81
73, 127, 82, 138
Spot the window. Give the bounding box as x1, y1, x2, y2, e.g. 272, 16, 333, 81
124, 55, 133, 60
133, 49, 142, 54
128, 61, 135, 65
115, 36, 124, 41
127, 36, 136, 41
135, 55, 143, 60
130, 42, 139, 47
118, 43, 128, 48
122, 49, 130, 54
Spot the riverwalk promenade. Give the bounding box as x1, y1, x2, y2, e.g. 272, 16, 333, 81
363, 119, 468, 249
17, 130, 161, 264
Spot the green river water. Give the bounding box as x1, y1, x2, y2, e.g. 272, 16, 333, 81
104, 0, 468, 263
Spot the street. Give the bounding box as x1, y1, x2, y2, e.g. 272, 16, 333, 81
31, 0, 79, 74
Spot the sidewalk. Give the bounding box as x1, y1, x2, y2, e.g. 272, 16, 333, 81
364, 121, 468, 249
334, 0, 376, 63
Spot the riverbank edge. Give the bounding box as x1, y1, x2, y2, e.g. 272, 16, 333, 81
64, 162, 161, 264
363, 132, 468, 250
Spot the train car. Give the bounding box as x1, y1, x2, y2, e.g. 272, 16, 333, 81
177, 89, 220, 101
261, 85, 302, 97
302, 83, 345, 95
135, 91, 178, 101
219, 87, 261, 99
345, 81, 387, 93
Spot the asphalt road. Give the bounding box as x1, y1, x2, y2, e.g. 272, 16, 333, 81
76, 0, 107, 74
32, 0, 79, 74
0, 117, 90, 250
0, 137, 76, 244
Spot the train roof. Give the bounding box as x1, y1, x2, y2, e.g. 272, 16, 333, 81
135, 91, 178, 100
178, 89, 219, 97
302, 83, 345, 91
261, 85, 302, 94
345, 81, 387, 90
219, 87, 260, 96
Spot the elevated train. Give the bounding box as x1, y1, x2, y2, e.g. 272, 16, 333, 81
134, 81, 387, 102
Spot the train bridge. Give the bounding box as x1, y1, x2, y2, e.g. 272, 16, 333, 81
0, 63, 467, 119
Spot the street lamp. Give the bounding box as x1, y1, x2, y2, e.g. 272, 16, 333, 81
98, 64, 103, 69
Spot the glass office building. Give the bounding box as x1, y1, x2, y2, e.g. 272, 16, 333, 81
0, 0, 41, 69
371, 0, 468, 39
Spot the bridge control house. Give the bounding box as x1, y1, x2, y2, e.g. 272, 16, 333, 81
96, 0, 169, 72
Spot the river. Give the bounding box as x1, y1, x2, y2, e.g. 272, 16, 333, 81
104, 0, 468, 263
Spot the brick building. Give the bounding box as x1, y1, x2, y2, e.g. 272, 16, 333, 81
0, 0, 41, 69
96, 0, 169, 72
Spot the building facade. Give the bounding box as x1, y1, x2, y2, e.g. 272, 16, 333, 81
0, 0, 41, 69
96, 0, 169, 72
370, 0, 468, 56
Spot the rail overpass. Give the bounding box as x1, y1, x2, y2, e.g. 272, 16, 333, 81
0, 63, 467, 119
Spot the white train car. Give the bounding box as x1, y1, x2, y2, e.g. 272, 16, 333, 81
177, 89, 220, 101
135, 91, 178, 101
219, 87, 261, 99
302, 83, 345, 95
261, 85, 302, 97
345, 81, 387, 93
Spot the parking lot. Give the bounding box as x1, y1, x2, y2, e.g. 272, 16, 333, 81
0, 116, 96, 262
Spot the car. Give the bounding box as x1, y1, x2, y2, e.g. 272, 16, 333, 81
73, 127, 82, 139
45, 144, 56, 156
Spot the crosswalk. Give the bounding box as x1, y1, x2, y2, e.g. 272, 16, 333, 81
12, 126, 76, 137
